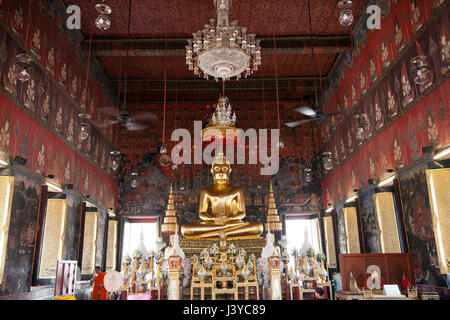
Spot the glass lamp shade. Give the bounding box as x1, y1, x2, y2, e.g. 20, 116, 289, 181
339, 9, 354, 27
323, 151, 333, 171
304, 167, 312, 183
410, 55, 431, 86
110, 150, 121, 171
95, 3, 112, 15
160, 144, 168, 155
15, 53, 33, 82
78, 113, 92, 141
130, 172, 138, 188
95, 14, 111, 31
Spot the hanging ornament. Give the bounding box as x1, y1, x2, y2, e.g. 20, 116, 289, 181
110, 150, 121, 171
78, 113, 92, 141
95, 2, 112, 31
15, 53, 33, 82
304, 167, 312, 183
338, 0, 354, 28
354, 113, 369, 143
322, 151, 333, 171
278, 140, 285, 149
410, 55, 431, 87
130, 172, 138, 188
172, 163, 178, 170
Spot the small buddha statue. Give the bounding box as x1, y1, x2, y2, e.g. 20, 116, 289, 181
181, 153, 263, 239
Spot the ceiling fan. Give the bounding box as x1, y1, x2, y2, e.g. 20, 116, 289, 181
285, 106, 351, 128
97, 106, 158, 131
97, 0, 157, 132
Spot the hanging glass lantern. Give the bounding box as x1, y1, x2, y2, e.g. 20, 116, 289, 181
278, 140, 285, 150
323, 151, 333, 171
159, 144, 171, 166
304, 167, 312, 183
15, 53, 33, 83
130, 172, 138, 188
110, 150, 121, 171
95, 3, 112, 15
354, 114, 368, 143
78, 113, 92, 141
338, 1, 354, 27
410, 55, 431, 86
95, 14, 111, 31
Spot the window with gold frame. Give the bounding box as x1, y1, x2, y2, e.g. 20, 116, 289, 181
81, 210, 99, 275
323, 215, 337, 268
38, 198, 68, 279
342, 206, 361, 254
105, 219, 118, 272
373, 191, 401, 253
426, 168, 450, 274
0, 176, 14, 284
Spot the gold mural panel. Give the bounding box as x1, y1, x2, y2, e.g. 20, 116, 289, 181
374, 192, 401, 253
106, 220, 117, 272
323, 216, 337, 268
81, 211, 99, 274
343, 207, 360, 254
39, 199, 68, 279
0, 176, 14, 284
426, 168, 450, 274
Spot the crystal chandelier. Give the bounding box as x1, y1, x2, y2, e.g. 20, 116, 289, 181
202, 96, 241, 143
185, 0, 261, 80
211, 96, 236, 127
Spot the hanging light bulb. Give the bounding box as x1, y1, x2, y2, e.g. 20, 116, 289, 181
95, 1, 112, 31
322, 151, 333, 171
338, 1, 354, 27
354, 114, 368, 143
410, 55, 431, 86
96, 14, 111, 31
95, 3, 112, 15
278, 140, 285, 149
304, 167, 312, 183
130, 172, 138, 188
15, 53, 33, 83
78, 113, 92, 141
172, 163, 178, 170
110, 150, 121, 171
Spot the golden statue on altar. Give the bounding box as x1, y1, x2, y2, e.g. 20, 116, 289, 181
181, 153, 263, 239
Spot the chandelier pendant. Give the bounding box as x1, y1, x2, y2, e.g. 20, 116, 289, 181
186, 0, 261, 80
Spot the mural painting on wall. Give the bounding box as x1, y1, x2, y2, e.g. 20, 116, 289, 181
0, 96, 118, 210
322, 1, 450, 206
118, 154, 323, 227
399, 165, 444, 285
0, 170, 41, 296
359, 188, 381, 253
0, 0, 119, 208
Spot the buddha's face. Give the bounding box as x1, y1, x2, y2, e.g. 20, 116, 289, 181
212, 163, 231, 185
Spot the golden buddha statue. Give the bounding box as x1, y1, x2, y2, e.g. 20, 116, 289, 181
181, 153, 263, 239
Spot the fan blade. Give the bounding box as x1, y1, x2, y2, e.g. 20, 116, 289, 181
98, 107, 121, 117
293, 106, 317, 117
323, 108, 352, 117
285, 119, 314, 128
125, 121, 148, 131
132, 111, 158, 121
94, 119, 118, 128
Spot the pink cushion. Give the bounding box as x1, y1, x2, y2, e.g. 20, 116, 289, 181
127, 294, 152, 300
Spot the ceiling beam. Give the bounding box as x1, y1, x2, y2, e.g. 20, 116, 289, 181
84, 35, 351, 57
111, 76, 326, 93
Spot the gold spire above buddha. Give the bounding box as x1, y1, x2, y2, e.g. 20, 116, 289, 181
181, 153, 263, 239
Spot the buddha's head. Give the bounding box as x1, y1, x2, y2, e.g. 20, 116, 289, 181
211, 153, 231, 185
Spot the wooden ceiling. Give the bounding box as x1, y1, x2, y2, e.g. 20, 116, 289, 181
72, 0, 369, 104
